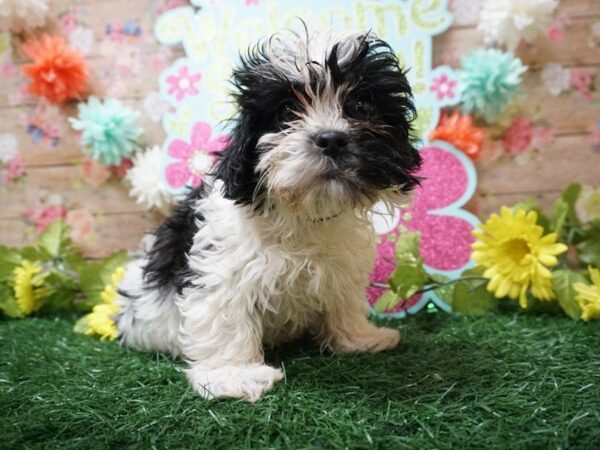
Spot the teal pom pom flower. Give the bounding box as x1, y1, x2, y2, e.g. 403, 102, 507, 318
69, 97, 143, 166
459, 49, 527, 123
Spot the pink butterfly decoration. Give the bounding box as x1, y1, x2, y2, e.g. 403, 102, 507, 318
368, 142, 479, 316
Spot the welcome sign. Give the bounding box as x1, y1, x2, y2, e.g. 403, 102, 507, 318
155, 0, 478, 316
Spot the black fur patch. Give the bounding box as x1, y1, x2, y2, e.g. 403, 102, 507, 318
213, 34, 421, 207
142, 185, 207, 292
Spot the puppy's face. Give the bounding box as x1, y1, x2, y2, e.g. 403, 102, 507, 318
215, 31, 421, 219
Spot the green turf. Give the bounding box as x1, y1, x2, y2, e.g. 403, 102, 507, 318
1, 312, 599, 450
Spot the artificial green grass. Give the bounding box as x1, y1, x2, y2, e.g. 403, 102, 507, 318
1, 312, 599, 450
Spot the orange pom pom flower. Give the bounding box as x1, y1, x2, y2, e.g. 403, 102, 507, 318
428, 111, 485, 161
22, 34, 89, 104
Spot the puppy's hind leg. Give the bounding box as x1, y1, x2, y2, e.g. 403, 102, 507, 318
320, 289, 400, 354
115, 259, 182, 357
178, 289, 283, 402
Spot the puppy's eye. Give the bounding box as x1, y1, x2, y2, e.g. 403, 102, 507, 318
277, 100, 296, 123
346, 100, 376, 119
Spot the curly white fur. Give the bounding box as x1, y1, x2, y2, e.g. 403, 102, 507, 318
117, 181, 400, 401
0, 0, 48, 31
478, 0, 559, 50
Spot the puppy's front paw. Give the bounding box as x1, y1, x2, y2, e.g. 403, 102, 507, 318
330, 326, 400, 354
186, 364, 284, 402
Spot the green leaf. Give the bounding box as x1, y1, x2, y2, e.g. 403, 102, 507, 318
20, 246, 46, 262
43, 288, 78, 312
387, 231, 427, 299
37, 221, 71, 258
429, 274, 454, 308
393, 231, 421, 262
97, 251, 128, 286
388, 263, 427, 299
577, 221, 600, 268
551, 199, 569, 236
452, 268, 495, 316
373, 290, 401, 313
77, 250, 128, 310
551, 269, 586, 320
0, 283, 24, 318
560, 183, 582, 227
0, 246, 21, 280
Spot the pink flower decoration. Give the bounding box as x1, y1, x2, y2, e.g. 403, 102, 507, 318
166, 66, 202, 101
531, 126, 554, 148
502, 117, 533, 156
66, 208, 95, 244
59, 13, 78, 34
110, 158, 134, 178
165, 122, 229, 189
1, 61, 17, 78
430, 73, 457, 101
569, 68, 593, 101
246, 0, 259, 4
6, 155, 24, 184
547, 18, 567, 42
368, 144, 477, 315
24, 205, 68, 232
591, 122, 600, 152
81, 157, 111, 187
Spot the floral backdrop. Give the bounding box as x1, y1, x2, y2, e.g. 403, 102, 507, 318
0, 0, 599, 327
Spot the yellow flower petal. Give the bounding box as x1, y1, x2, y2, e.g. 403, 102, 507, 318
74, 266, 126, 340
471, 207, 568, 307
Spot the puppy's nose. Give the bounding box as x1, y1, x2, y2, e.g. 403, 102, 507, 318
315, 130, 349, 157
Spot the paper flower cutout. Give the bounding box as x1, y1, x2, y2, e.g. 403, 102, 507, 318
70, 97, 143, 166
0, 0, 48, 31
479, 0, 559, 50
22, 34, 88, 104
460, 49, 526, 123
165, 122, 228, 189
368, 142, 479, 316
428, 111, 484, 161
127, 146, 174, 214
167, 66, 202, 101
430, 73, 458, 101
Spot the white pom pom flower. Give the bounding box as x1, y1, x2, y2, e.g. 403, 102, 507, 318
478, 0, 558, 50
0, 0, 48, 31
126, 146, 174, 214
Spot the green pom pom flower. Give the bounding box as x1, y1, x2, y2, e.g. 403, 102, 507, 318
459, 49, 527, 123
70, 97, 143, 166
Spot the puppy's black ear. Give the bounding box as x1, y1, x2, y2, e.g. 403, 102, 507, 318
213, 113, 261, 206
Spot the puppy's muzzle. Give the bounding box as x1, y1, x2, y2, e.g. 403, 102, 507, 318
315, 130, 350, 158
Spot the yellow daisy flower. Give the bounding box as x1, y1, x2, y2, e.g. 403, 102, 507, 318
13, 260, 48, 315
573, 267, 600, 321
75, 266, 125, 341
472, 207, 568, 308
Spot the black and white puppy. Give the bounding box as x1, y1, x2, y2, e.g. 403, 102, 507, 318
116, 29, 421, 401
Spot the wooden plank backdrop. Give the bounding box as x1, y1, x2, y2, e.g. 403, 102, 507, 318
0, 0, 599, 257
